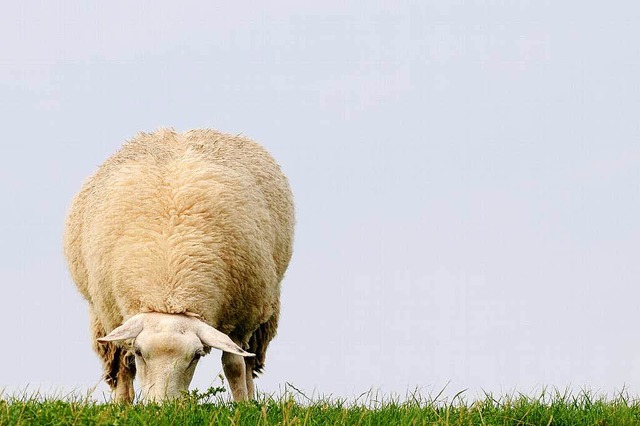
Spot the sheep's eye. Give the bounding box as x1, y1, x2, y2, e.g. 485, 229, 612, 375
134, 348, 143, 358
187, 350, 204, 369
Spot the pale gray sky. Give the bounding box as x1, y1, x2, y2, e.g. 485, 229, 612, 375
1, 1, 639, 401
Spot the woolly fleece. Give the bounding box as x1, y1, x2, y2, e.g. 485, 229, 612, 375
64, 128, 294, 381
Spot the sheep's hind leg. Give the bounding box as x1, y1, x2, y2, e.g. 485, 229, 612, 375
222, 351, 248, 401
90, 311, 136, 403
244, 311, 279, 400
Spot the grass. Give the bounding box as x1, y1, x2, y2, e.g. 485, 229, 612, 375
2, 386, 640, 425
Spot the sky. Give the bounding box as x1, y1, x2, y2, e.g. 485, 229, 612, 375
1, 1, 639, 402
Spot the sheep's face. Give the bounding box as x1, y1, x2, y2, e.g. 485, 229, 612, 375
97, 312, 253, 402
131, 318, 205, 401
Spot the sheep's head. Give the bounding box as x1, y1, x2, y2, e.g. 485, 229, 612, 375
97, 312, 252, 402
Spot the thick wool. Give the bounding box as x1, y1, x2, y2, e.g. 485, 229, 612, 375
64, 128, 294, 381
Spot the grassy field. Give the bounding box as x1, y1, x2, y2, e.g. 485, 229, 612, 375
2, 387, 640, 425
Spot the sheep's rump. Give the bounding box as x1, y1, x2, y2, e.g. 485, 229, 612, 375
64, 128, 294, 371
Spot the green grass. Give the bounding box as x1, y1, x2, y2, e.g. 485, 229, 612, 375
2, 387, 640, 425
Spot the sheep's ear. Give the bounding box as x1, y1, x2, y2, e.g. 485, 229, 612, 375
97, 314, 144, 343
196, 321, 255, 357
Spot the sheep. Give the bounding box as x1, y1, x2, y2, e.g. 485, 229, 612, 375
63, 128, 295, 403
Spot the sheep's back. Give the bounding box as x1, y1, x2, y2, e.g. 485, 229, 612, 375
65, 129, 294, 336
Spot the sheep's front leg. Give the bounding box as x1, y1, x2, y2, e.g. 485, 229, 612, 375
100, 344, 135, 403
245, 356, 256, 399
90, 310, 136, 403
113, 352, 136, 403
222, 351, 248, 401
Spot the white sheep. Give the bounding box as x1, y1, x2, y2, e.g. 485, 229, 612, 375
63, 128, 295, 403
